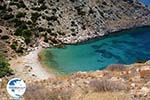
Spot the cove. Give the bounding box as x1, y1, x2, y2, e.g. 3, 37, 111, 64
43, 27, 150, 74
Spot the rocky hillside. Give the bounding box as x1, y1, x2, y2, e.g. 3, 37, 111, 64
0, 0, 150, 58
0, 61, 150, 100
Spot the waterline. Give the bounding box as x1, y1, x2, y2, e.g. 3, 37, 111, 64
43, 27, 150, 74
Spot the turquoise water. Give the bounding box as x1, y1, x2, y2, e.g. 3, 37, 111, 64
140, 0, 150, 8
45, 27, 150, 74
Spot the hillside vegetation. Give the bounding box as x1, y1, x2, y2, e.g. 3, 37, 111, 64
0, 52, 12, 78
0, 0, 150, 58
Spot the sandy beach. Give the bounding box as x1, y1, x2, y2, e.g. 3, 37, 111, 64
9, 46, 56, 81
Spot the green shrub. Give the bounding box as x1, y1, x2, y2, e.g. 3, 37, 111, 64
16, 12, 26, 18
0, 53, 13, 78
26, 20, 32, 25
10, 43, 17, 50
14, 27, 32, 44
46, 16, 57, 21
75, 7, 86, 16
31, 12, 41, 23
14, 27, 29, 36
40, 4, 47, 10
2, 13, 14, 20
0, 5, 6, 11
18, 1, 26, 8
57, 31, 65, 35
32, 4, 47, 11
38, 0, 44, 4
1, 35, 9, 40
11, 18, 22, 27
38, 27, 45, 32
7, 7, 13, 12
9, 1, 26, 8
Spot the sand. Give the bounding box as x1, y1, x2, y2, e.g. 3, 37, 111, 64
9, 46, 56, 81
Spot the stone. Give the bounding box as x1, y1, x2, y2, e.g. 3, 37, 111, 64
140, 87, 150, 95
131, 83, 136, 88
140, 70, 150, 79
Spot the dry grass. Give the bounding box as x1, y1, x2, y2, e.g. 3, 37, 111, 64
106, 64, 127, 71
83, 92, 130, 100
89, 79, 127, 92
24, 83, 73, 100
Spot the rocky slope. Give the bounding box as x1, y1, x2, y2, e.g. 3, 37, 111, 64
0, 0, 150, 58
0, 1, 150, 99
0, 61, 150, 100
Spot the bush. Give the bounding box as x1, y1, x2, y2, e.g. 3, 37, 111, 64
10, 43, 17, 50
16, 12, 26, 18
1, 35, 9, 40
89, 79, 127, 92
46, 16, 58, 21
40, 4, 47, 10
75, 7, 86, 16
14, 28, 32, 44
57, 31, 65, 35
31, 12, 41, 23
18, 1, 26, 8
24, 83, 73, 100
7, 7, 13, 12
2, 13, 14, 20
31, 4, 47, 11
9, 1, 26, 8
14, 28, 29, 36
11, 18, 22, 27
0, 53, 13, 78
106, 64, 126, 71
38, 0, 44, 4
0, 5, 6, 11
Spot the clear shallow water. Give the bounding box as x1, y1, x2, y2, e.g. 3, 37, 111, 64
44, 27, 150, 74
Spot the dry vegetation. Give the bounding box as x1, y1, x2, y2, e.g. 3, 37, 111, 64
83, 92, 130, 100
89, 79, 128, 92
0, 61, 150, 100
23, 78, 129, 100
24, 83, 73, 100
106, 64, 127, 71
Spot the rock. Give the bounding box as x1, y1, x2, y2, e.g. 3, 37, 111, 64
140, 87, 150, 95
140, 66, 150, 70
136, 68, 140, 72
131, 83, 136, 88
140, 70, 150, 79
111, 77, 126, 83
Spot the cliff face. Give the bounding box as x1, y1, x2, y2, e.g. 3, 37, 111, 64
0, 0, 150, 57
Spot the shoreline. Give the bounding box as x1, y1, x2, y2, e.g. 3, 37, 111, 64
38, 49, 64, 76
9, 46, 56, 81
8, 26, 150, 81
64, 25, 150, 45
